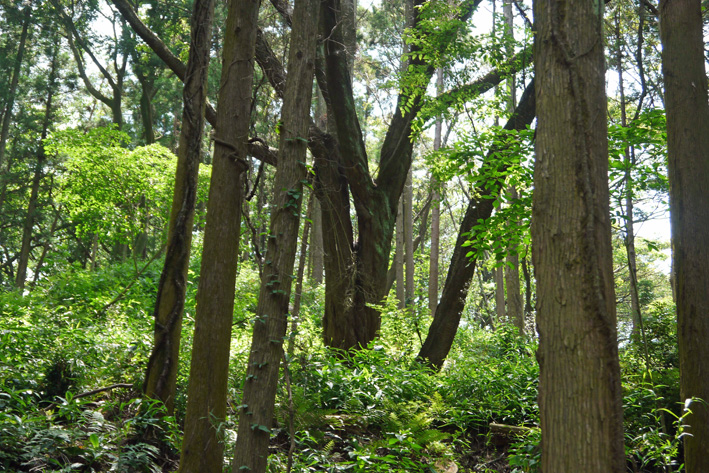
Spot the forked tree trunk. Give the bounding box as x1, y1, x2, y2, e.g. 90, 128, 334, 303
317, 0, 482, 350
143, 0, 215, 416
230, 1, 317, 470
177, 0, 259, 471
532, 0, 625, 470
660, 1, 709, 470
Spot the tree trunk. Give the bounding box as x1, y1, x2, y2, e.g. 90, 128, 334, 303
494, 265, 506, 323
417, 80, 535, 369
0, 6, 31, 187
505, 188, 523, 333
318, 0, 482, 350
309, 197, 324, 284
15, 45, 59, 290
143, 0, 215, 416
532, 0, 625, 470
404, 168, 414, 307
396, 200, 405, 309
429, 70, 443, 318
660, 1, 709, 470
177, 0, 259, 471
288, 191, 314, 357
230, 0, 317, 470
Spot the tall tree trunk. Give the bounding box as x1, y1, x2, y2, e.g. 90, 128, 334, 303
231, 0, 317, 470
288, 191, 314, 357
309, 197, 324, 283
143, 0, 215, 416
505, 188, 523, 333
15, 44, 59, 290
404, 168, 414, 307
318, 0, 483, 350
429, 68, 443, 318
613, 9, 643, 340
177, 0, 258, 470
494, 266, 506, 322
417, 80, 535, 369
660, 1, 709, 470
0, 6, 31, 199
532, 0, 625, 470
395, 201, 405, 309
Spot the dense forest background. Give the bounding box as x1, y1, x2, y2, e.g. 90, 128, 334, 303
0, 0, 705, 471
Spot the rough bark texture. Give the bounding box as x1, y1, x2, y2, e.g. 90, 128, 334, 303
176, 0, 259, 471
417, 80, 535, 369
532, 0, 625, 470
143, 0, 215, 416
230, 1, 317, 471
660, 1, 709, 470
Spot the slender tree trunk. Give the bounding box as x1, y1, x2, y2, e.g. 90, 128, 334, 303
614, 10, 643, 340
404, 168, 414, 307
0, 6, 31, 190
429, 70, 443, 318
532, 0, 625, 470
177, 0, 259, 471
309, 197, 324, 283
288, 191, 314, 357
15, 45, 59, 290
395, 201, 405, 309
417, 80, 535, 369
494, 266, 506, 322
505, 187, 523, 333
230, 0, 317, 470
660, 1, 709, 470
143, 0, 215, 416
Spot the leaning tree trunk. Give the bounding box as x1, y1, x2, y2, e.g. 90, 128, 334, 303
532, 0, 625, 470
142, 0, 215, 416
660, 1, 709, 470
177, 0, 259, 471
230, 1, 318, 470
417, 80, 535, 370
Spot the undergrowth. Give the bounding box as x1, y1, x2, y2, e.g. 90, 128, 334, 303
1, 260, 682, 472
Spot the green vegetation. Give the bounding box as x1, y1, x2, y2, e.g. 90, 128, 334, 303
0, 247, 679, 472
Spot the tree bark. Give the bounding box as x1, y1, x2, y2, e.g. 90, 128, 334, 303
429, 69, 443, 318
318, 0, 482, 350
417, 80, 535, 369
395, 201, 405, 309
143, 0, 215, 416
505, 188, 523, 333
230, 0, 317, 471
15, 44, 59, 290
532, 0, 625, 470
0, 6, 31, 192
309, 196, 324, 283
660, 1, 709, 470
177, 0, 259, 471
404, 168, 415, 307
